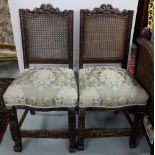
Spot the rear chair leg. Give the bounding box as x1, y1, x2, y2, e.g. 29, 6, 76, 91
77, 108, 86, 150
8, 107, 22, 152
150, 145, 154, 155
30, 110, 35, 115
130, 112, 142, 148
68, 108, 76, 153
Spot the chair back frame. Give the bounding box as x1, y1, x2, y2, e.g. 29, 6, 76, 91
79, 4, 133, 69
19, 4, 73, 69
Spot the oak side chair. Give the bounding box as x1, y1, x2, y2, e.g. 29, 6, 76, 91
3, 4, 78, 153
77, 4, 149, 150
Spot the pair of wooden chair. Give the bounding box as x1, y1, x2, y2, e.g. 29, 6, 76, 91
3, 4, 149, 153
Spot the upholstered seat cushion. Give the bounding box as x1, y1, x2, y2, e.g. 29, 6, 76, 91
143, 116, 154, 144
79, 67, 148, 108
3, 68, 78, 108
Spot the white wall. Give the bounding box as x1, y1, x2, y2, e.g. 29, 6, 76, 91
8, 0, 139, 72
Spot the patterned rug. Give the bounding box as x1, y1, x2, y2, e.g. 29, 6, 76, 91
0, 78, 14, 143
0, 107, 8, 143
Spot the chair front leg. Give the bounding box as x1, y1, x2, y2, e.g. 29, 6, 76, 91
8, 107, 22, 152
130, 112, 142, 148
68, 108, 76, 153
77, 108, 86, 150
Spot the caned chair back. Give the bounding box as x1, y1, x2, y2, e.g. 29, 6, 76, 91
20, 4, 73, 68
80, 4, 133, 68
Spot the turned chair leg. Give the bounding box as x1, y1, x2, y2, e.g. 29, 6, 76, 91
8, 107, 22, 152
77, 108, 86, 150
68, 108, 76, 153
130, 112, 142, 148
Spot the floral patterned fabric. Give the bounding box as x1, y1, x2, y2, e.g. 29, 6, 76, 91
3, 68, 78, 108
79, 67, 148, 107
143, 115, 154, 144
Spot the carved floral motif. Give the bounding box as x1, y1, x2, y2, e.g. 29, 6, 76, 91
83, 4, 128, 16
22, 4, 72, 16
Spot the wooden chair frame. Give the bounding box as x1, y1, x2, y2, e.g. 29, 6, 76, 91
7, 4, 76, 153
136, 33, 154, 155
77, 4, 146, 150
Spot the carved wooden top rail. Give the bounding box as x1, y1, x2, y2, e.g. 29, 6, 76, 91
21, 4, 72, 15
81, 4, 129, 16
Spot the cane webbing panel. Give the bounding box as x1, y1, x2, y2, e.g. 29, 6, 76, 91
83, 15, 128, 61
23, 14, 68, 60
